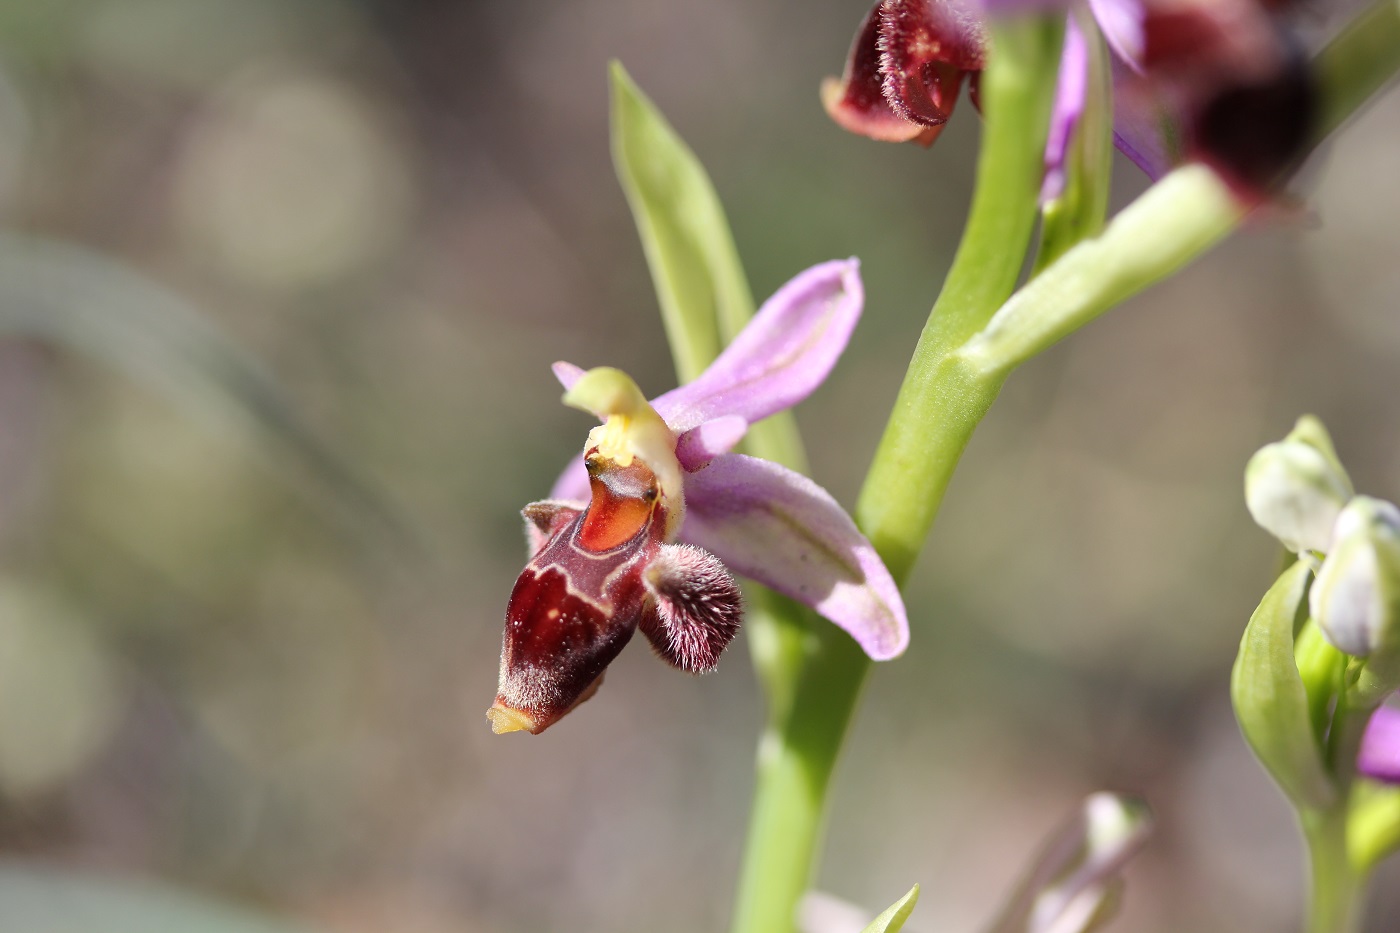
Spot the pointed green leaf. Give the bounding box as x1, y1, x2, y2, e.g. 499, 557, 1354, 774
1231, 561, 1337, 809
608, 62, 807, 477
609, 61, 755, 383
860, 884, 920, 933
0, 233, 414, 555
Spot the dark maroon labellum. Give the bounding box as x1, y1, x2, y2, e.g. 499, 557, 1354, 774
490, 455, 664, 734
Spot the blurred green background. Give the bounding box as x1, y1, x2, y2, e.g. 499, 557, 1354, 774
0, 1, 1397, 931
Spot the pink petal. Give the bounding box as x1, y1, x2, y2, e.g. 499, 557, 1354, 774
1110, 56, 1185, 181
1087, 0, 1144, 71
1359, 706, 1400, 784
675, 415, 749, 471
677, 454, 908, 660
552, 360, 587, 391
1042, 17, 1089, 202
651, 259, 864, 434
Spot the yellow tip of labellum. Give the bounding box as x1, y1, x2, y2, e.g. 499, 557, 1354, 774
486, 702, 536, 735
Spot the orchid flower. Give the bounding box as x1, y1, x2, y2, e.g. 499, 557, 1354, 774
823, 0, 1318, 201
488, 259, 909, 735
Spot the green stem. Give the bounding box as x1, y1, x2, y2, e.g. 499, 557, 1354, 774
729, 17, 1064, 933
855, 17, 1063, 580
1302, 807, 1365, 933
961, 0, 1400, 377
1314, 0, 1400, 140
1301, 696, 1377, 933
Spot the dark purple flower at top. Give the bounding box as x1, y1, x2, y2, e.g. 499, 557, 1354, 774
822, 0, 987, 146
1126, 0, 1318, 197
489, 260, 909, 735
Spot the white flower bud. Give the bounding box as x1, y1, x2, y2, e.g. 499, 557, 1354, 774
1245, 440, 1353, 554
1310, 497, 1400, 657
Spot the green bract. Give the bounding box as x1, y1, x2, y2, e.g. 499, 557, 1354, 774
858, 885, 919, 933
1231, 561, 1336, 809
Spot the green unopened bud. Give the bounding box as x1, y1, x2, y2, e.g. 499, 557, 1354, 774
1309, 496, 1400, 658
1245, 431, 1353, 555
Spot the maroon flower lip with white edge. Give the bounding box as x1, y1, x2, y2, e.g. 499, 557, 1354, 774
489, 259, 909, 735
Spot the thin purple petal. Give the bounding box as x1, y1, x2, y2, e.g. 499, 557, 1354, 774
675, 415, 749, 472
549, 451, 590, 502
552, 360, 587, 391
1087, 0, 1144, 72
677, 454, 908, 660
1359, 706, 1400, 784
1111, 56, 1184, 180
651, 259, 864, 434
1042, 17, 1088, 203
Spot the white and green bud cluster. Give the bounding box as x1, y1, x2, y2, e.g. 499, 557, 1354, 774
1247, 417, 1400, 663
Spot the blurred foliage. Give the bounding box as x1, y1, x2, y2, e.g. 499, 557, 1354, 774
0, 863, 320, 933
0, 1, 1397, 933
